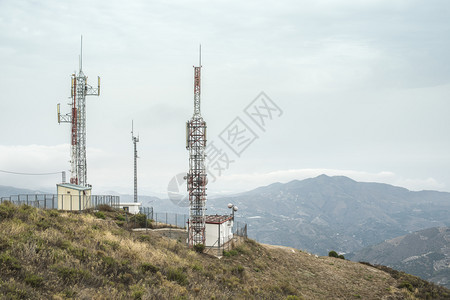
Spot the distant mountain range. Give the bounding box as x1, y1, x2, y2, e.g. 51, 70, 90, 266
207, 175, 450, 256
5, 176, 449, 257
0, 185, 49, 197
348, 227, 450, 288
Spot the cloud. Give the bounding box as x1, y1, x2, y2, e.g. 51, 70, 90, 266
0, 144, 69, 191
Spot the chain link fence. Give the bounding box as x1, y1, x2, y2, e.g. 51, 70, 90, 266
0, 194, 120, 210
139, 206, 188, 229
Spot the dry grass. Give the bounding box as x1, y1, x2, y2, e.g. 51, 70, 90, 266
0, 202, 449, 299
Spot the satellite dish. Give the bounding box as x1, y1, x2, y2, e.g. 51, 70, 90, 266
233, 206, 238, 211
227, 203, 233, 209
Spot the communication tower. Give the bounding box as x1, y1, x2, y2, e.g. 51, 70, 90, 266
57, 36, 100, 187
186, 46, 208, 247
132, 121, 139, 203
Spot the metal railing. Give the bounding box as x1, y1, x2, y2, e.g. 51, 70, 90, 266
0, 194, 120, 211
139, 206, 188, 229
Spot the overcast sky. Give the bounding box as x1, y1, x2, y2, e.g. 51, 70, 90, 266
1, 0, 449, 197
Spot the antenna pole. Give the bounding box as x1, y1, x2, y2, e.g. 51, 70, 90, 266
132, 120, 139, 203
80, 35, 83, 72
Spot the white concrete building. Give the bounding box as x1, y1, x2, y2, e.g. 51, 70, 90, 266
118, 202, 142, 214
204, 215, 234, 247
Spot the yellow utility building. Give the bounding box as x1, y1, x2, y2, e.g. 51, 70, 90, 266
56, 183, 92, 211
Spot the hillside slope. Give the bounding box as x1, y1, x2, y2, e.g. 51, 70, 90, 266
209, 175, 450, 255
349, 227, 450, 288
1, 203, 449, 299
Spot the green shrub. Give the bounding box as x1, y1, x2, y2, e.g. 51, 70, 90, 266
192, 263, 203, 271
97, 204, 115, 212
166, 267, 188, 286
0, 281, 29, 299
103, 240, 120, 250
193, 243, 205, 253
0, 236, 11, 251
36, 217, 52, 230
56, 266, 90, 284
68, 246, 89, 262
94, 211, 106, 219
140, 262, 159, 273
24, 274, 44, 288
116, 215, 126, 221
0, 202, 15, 219
328, 251, 338, 258
232, 265, 245, 276
131, 284, 145, 300
56, 239, 71, 250
223, 249, 238, 257
0, 252, 21, 271
235, 244, 250, 255
398, 281, 414, 292
137, 235, 152, 243
47, 210, 59, 217
120, 273, 134, 284
130, 213, 147, 227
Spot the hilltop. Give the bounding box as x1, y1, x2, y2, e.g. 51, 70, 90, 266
1, 202, 449, 299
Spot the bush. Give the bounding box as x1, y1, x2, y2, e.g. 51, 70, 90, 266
338, 254, 345, 259
328, 251, 338, 258
0, 252, 22, 271
130, 214, 147, 228
223, 249, 238, 257
116, 215, 126, 221
97, 204, 115, 212
0, 202, 16, 219
94, 211, 105, 219
24, 274, 44, 288
398, 281, 414, 292
137, 235, 152, 243
193, 243, 205, 253
56, 266, 91, 284
166, 267, 188, 286
232, 265, 245, 276
140, 262, 159, 273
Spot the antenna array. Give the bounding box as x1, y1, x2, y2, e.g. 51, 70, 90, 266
186, 46, 208, 247
57, 36, 100, 187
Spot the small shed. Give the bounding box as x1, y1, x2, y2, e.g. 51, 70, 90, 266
56, 183, 92, 211
204, 215, 234, 247
118, 202, 142, 215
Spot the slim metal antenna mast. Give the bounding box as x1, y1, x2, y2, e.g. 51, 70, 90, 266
132, 120, 140, 203
80, 35, 83, 72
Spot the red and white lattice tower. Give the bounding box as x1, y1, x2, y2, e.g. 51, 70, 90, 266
186, 47, 208, 247
57, 36, 100, 187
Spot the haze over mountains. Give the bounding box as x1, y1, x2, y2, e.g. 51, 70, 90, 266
208, 175, 450, 255
349, 227, 450, 288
